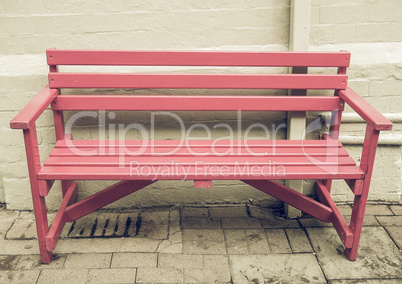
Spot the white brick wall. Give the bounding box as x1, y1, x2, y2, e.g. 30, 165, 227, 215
310, 0, 402, 204
0, 0, 401, 209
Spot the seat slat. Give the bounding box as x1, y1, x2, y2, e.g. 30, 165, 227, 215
38, 165, 364, 180
55, 139, 343, 148
52, 95, 344, 111
47, 49, 351, 67
49, 73, 347, 90
49, 146, 350, 157
44, 156, 356, 167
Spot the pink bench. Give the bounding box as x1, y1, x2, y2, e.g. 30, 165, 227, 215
10, 49, 392, 263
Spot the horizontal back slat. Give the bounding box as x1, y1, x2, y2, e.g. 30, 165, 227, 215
52, 95, 344, 111
47, 49, 351, 67
49, 73, 347, 89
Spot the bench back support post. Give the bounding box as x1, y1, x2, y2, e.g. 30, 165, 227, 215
49, 58, 71, 197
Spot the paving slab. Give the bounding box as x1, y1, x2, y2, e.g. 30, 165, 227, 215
384, 226, 402, 249
0, 270, 40, 284
111, 252, 157, 268
0, 210, 19, 237
265, 229, 292, 253
181, 207, 209, 218
307, 227, 402, 280
224, 229, 249, 255
0, 239, 39, 255
376, 215, 402, 226
120, 237, 161, 253
37, 268, 89, 284
209, 206, 249, 218
137, 210, 169, 240
364, 204, 393, 215
221, 217, 261, 229
181, 217, 221, 229
229, 254, 326, 284
0, 255, 19, 270
54, 238, 124, 254
6, 211, 39, 239
183, 240, 227, 255
63, 253, 112, 269
390, 205, 402, 215
184, 268, 231, 283
158, 254, 203, 269
203, 255, 229, 269
16, 254, 65, 270
136, 267, 183, 283
86, 268, 136, 284
285, 228, 313, 253
330, 280, 402, 284
182, 229, 224, 242
244, 229, 270, 254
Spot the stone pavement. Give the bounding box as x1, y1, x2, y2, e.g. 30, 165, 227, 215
0, 204, 401, 283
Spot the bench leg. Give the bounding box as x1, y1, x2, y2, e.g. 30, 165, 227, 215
31, 185, 53, 263
61, 180, 71, 197
345, 125, 379, 260
23, 126, 52, 263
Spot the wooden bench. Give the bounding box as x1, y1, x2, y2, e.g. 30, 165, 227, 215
10, 49, 392, 263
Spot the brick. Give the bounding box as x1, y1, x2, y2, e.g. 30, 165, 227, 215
221, 218, 261, 229
369, 80, 402, 97
0, 270, 40, 283
32, 15, 84, 35
184, 268, 231, 283
87, 268, 136, 284
64, 253, 112, 269
309, 25, 332, 45
16, 254, 65, 270
285, 228, 313, 253
356, 24, 379, 42
368, 0, 402, 22
37, 269, 88, 284
111, 253, 157, 268
0, 17, 33, 36
158, 254, 203, 269
320, 5, 369, 25
331, 24, 355, 43
136, 267, 183, 283
265, 229, 292, 253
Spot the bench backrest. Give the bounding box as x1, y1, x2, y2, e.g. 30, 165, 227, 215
47, 49, 349, 112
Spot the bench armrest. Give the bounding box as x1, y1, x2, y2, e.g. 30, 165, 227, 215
10, 85, 58, 130
339, 87, 393, 131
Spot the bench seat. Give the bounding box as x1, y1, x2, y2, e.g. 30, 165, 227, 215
38, 139, 364, 180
